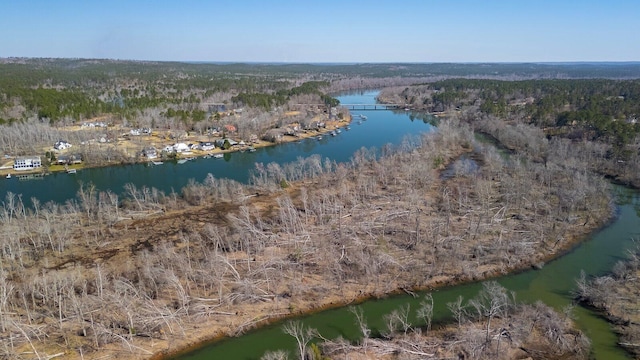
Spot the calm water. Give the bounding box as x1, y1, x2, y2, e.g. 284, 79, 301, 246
0, 91, 434, 205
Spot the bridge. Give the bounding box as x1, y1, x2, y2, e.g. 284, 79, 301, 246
340, 103, 402, 111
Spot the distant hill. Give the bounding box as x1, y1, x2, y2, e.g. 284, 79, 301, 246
2, 58, 640, 80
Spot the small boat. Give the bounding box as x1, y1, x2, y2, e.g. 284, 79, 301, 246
67, 169, 77, 174
360, 115, 368, 120
177, 159, 188, 164
346, 126, 351, 130
336, 129, 342, 133
357, 120, 362, 125
330, 131, 337, 136
248, 147, 256, 152
317, 136, 322, 140
213, 154, 224, 159
152, 161, 164, 165
5, 174, 10, 179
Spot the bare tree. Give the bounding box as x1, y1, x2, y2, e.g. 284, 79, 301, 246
417, 293, 434, 333
282, 321, 318, 360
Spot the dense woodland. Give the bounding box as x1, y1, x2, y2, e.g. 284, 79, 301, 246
0, 59, 640, 359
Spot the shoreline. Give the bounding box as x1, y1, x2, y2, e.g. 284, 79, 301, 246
152, 204, 612, 360
0, 116, 352, 178
142, 148, 614, 360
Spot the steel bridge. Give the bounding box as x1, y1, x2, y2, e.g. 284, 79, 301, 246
340, 103, 401, 110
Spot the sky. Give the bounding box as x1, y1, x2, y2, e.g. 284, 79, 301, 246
1, 0, 638, 63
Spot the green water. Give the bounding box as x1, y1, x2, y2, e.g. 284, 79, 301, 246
176, 187, 638, 360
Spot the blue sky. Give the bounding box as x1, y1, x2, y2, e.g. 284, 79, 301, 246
1, 0, 638, 62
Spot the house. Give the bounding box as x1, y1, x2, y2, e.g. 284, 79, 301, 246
173, 143, 190, 153
199, 142, 215, 151
262, 128, 286, 143
142, 147, 158, 159
13, 156, 42, 171
81, 121, 107, 128
284, 125, 301, 136
301, 118, 326, 130
224, 124, 237, 133
54, 140, 72, 150
214, 138, 239, 149
56, 154, 83, 165
129, 128, 151, 136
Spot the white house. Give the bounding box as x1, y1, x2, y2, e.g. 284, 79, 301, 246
173, 143, 190, 153
199, 142, 215, 151
54, 140, 72, 150
130, 128, 151, 136
13, 156, 42, 171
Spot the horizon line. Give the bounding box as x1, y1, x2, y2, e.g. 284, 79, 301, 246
2, 57, 640, 66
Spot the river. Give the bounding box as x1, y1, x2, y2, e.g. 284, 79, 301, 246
2, 91, 637, 359
171, 94, 639, 360
0, 91, 434, 205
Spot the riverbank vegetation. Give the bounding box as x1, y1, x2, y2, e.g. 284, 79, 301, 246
313, 282, 589, 360
379, 78, 640, 187
575, 245, 640, 358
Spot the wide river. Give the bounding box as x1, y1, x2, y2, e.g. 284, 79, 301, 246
2, 91, 638, 359
0, 91, 434, 205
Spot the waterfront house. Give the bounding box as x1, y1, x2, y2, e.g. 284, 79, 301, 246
13, 156, 42, 171
54, 140, 72, 150
142, 147, 158, 159
56, 154, 83, 165
214, 138, 239, 148
301, 119, 326, 130
199, 142, 215, 151
263, 128, 286, 143
173, 143, 190, 153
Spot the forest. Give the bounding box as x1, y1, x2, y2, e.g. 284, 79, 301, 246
379, 78, 640, 187
1, 59, 640, 359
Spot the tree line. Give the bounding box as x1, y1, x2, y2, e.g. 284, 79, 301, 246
379, 79, 640, 187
